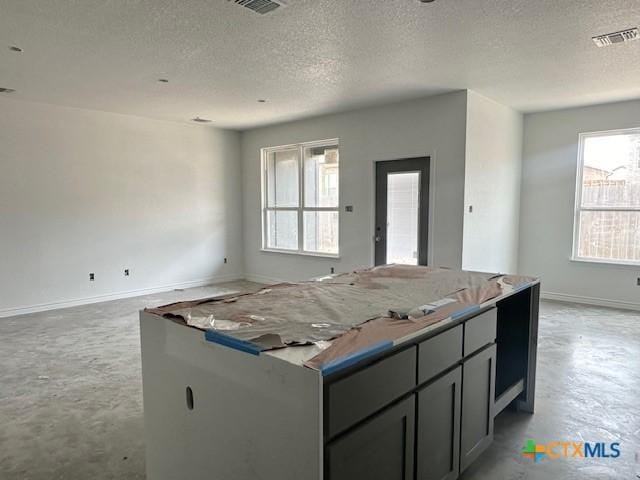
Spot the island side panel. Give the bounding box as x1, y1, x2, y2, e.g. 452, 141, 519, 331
494, 283, 541, 416
140, 312, 323, 480
518, 283, 539, 413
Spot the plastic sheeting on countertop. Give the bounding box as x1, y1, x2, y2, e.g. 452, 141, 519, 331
145, 265, 538, 369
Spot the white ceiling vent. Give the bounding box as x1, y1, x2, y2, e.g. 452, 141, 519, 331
593, 28, 639, 47
230, 0, 286, 15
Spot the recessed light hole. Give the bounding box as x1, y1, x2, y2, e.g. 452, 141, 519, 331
9, 46, 23, 53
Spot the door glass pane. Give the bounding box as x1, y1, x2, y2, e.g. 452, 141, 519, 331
387, 172, 420, 265
578, 210, 640, 262
266, 210, 298, 250
304, 145, 339, 207
303, 211, 339, 254
266, 149, 299, 207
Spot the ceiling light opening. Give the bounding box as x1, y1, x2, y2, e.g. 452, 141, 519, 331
0, 87, 16, 93
191, 117, 212, 123
9, 46, 23, 52
257, 99, 266, 103
158, 78, 169, 83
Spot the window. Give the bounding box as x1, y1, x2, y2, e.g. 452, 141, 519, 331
573, 129, 640, 264
262, 139, 339, 256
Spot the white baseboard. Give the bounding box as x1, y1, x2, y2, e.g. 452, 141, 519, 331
0, 274, 244, 318
244, 273, 287, 285
7, 277, 639, 318
541, 291, 640, 312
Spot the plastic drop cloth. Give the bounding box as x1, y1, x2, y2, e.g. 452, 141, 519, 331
147, 265, 501, 350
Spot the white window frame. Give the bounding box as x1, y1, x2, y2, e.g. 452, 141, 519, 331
260, 138, 340, 258
572, 128, 640, 266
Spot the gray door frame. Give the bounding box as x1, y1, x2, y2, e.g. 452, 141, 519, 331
374, 157, 430, 266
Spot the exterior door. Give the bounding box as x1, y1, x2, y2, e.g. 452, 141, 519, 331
375, 157, 430, 266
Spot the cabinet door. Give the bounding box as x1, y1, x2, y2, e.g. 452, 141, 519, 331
460, 344, 496, 472
326, 396, 415, 480
417, 366, 462, 480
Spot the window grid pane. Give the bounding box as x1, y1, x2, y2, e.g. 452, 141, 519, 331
266, 210, 298, 250
266, 149, 299, 208
303, 210, 339, 254
578, 210, 640, 262
581, 133, 640, 209
304, 145, 339, 208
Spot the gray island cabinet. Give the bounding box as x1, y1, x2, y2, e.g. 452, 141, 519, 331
324, 307, 502, 480
141, 278, 538, 480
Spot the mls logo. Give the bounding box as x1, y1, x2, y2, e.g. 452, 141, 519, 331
521, 439, 546, 463
521, 438, 622, 464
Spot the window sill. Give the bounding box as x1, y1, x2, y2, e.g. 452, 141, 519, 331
570, 256, 640, 267
261, 248, 340, 259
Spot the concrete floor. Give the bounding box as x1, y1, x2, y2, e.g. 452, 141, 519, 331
462, 300, 640, 480
0, 283, 638, 479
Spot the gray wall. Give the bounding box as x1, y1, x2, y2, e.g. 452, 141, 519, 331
0, 98, 244, 316
10, 89, 636, 314
463, 91, 523, 273
241, 91, 469, 282
520, 99, 640, 308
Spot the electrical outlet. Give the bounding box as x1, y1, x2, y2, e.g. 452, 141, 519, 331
89, 273, 95, 281
636, 277, 640, 286
224, 258, 228, 264
330, 267, 335, 274
124, 269, 130, 277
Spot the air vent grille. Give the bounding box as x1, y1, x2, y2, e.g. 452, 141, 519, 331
231, 0, 284, 15
593, 28, 639, 47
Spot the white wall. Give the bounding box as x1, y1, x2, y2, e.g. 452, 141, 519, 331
241, 91, 469, 283
0, 98, 243, 316
520, 99, 640, 309
6, 90, 637, 315
462, 91, 523, 273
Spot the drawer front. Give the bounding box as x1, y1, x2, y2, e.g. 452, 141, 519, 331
463, 308, 497, 357
418, 325, 463, 384
328, 347, 417, 437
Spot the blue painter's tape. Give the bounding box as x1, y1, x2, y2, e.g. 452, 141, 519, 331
204, 330, 261, 356
321, 341, 393, 377
451, 304, 481, 320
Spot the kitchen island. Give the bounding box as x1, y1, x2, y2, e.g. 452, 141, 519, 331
140, 265, 539, 480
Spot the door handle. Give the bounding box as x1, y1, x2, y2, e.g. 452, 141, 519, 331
375, 235, 381, 242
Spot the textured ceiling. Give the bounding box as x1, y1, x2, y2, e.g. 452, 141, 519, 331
1, 0, 639, 129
